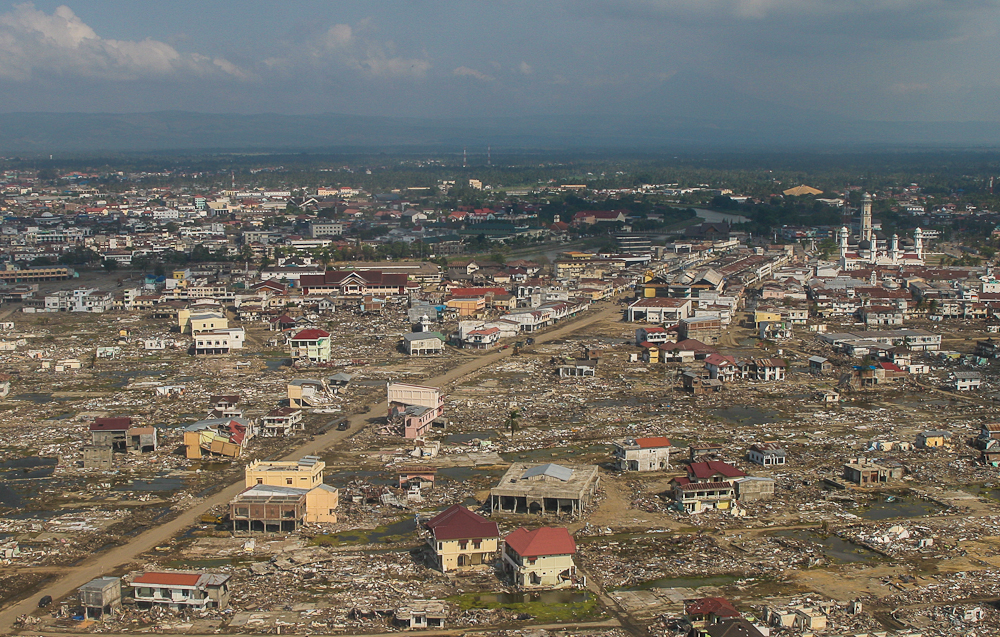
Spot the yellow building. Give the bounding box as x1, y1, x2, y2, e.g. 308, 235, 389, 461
304, 484, 339, 523
424, 504, 500, 573
178, 309, 229, 334
242, 456, 338, 524
753, 309, 781, 328
245, 456, 325, 489
503, 527, 579, 588
445, 297, 486, 317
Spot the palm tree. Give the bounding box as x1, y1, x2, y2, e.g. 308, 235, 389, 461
504, 409, 520, 437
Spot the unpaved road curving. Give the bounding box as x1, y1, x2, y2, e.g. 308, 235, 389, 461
0, 300, 626, 633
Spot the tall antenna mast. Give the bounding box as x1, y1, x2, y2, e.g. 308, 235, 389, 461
463, 148, 467, 168
487, 145, 491, 167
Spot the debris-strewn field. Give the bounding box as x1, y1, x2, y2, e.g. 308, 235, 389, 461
4, 290, 1000, 636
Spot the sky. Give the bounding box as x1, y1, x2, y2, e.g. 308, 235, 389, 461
1, 0, 998, 123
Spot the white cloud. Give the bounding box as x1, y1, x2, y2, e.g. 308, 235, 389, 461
453, 66, 494, 82
0, 3, 246, 80
273, 19, 431, 79
322, 24, 353, 48
519, 61, 533, 75
350, 55, 430, 78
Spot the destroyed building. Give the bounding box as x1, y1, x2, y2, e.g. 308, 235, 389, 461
130, 571, 231, 610
394, 600, 448, 629
843, 457, 906, 486
490, 463, 600, 518
612, 436, 673, 471
78, 576, 122, 620
387, 382, 445, 439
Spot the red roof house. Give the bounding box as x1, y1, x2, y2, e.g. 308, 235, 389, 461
686, 596, 741, 624
504, 527, 576, 558
289, 328, 330, 341
425, 504, 499, 541
687, 461, 746, 483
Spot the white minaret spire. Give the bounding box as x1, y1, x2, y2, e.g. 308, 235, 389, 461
861, 193, 873, 244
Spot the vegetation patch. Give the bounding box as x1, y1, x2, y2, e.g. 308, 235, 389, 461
447, 591, 602, 623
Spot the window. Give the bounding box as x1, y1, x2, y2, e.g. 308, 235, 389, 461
286, 478, 293, 485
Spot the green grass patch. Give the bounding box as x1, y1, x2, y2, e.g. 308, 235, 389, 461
447, 592, 601, 623
310, 518, 416, 547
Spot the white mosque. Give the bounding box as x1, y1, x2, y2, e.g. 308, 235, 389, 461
838, 193, 925, 270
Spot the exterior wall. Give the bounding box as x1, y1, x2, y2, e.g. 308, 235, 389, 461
674, 484, 735, 512
194, 332, 236, 354
245, 460, 324, 489
613, 445, 670, 471
433, 537, 499, 572
290, 337, 331, 362
131, 581, 230, 610
504, 551, 576, 588
446, 298, 486, 316
735, 479, 775, 501
190, 315, 229, 334
305, 487, 339, 523
405, 337, 444, 355
388, 384, 442, 410
748, 450, 785, 466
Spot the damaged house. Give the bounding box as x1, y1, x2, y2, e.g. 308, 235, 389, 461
260, 407, 304, 437
387, 383, 446, 439
230, 456, 339, 533
843, 457, 905, 486
612, 436, 673, 471
490, 463, 600, 518
671, 461, 746, 513
130, 571, 231, 611
287, 378, 331, 408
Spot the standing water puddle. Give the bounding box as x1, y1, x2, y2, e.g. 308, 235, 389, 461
859, 496, 943, 521
774, 529, 882, 563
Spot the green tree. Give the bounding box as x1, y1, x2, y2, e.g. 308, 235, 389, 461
101, 259, 119, 273
504, 409, 520, 437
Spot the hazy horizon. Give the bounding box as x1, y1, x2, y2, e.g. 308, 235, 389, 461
1, 2, 997, 121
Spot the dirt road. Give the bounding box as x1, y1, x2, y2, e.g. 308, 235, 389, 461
0, 300, 626, 632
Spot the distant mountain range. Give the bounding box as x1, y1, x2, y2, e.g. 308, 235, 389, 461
2, 110, 1000, 153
